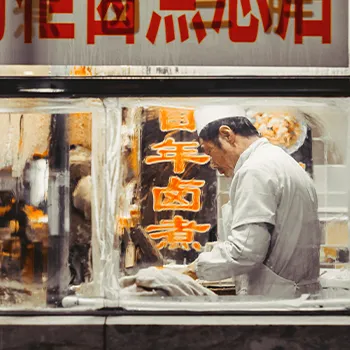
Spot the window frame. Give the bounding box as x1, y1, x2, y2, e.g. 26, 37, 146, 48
1, 76, 350, 316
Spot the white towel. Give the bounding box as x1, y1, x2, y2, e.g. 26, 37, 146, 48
119, 266, 217, 297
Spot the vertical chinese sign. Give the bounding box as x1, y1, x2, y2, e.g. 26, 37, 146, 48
142, 107, 217, 264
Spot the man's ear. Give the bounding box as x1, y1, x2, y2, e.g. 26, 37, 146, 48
218, 125, 235, 143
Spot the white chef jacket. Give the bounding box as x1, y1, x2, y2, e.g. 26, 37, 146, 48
196, 138, 321, 298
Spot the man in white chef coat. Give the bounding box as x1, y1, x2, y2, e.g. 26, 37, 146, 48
190, 105, 321, 298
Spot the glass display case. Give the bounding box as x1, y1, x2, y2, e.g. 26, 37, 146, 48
0, 75, 350, 312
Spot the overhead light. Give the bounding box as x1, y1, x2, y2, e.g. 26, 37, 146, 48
19, 88, 66, 93
23, 71, 33, 76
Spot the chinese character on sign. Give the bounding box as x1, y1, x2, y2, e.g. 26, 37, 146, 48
87, 0, 139, 44
146, 215, 210, 251
159, 108, 196, 132
267, 0, 313, 34
268, 0, 331, 43
145, 137, 210, 174
152, 176, 205, 212
142, 106, 216, 256
147, 0, 207, 44
194, 0, 305, 32
147, 0, 273, 44
228, 0, 273, 42
188, 0, 331, 44
295, 0, 330, 44
262, 0, 331, 43
13, 0, 73, 43
39, 0, 74, 39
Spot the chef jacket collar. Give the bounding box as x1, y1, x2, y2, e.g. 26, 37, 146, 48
234, 137, 269, 174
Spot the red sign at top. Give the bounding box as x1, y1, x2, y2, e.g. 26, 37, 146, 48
0, 0, 343, 68
146, 0, 331, 45
4, 0, 332, 45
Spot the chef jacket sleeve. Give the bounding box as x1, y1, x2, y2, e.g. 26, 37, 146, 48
196, 223, 271, 281
230, 167, 279, 228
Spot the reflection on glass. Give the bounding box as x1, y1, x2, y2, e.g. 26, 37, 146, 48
0, 112, 92, 307
113, 98, 350, 308
1, 97, 350, 311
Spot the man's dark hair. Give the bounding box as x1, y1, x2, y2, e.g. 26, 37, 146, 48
199, 117, 259, 146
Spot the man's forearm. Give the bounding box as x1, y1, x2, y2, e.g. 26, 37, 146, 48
195, 223, 271, 281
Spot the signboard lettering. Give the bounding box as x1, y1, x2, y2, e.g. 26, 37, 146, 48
141, 107, 216, 260
4, 1, 344, 72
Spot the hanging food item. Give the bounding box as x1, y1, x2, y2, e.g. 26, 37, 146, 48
247, 108, 307, 155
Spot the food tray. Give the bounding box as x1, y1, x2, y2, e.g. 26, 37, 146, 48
246, 106, 308, 155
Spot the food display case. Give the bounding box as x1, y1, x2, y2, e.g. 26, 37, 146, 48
0, 72, 349, 311
0, 0, 348, 345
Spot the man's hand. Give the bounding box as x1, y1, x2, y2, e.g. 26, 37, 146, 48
182, 260, 198, 280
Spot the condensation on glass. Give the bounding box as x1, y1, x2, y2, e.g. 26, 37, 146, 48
1, 97, 350, 311
113, 97, 350, 311
0, 98, 109, 308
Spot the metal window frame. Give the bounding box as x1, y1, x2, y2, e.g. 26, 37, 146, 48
0, 76, 349, 98
1, 75, 350, 316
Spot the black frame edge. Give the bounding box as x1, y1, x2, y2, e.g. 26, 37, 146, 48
0, 76, 348, 98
